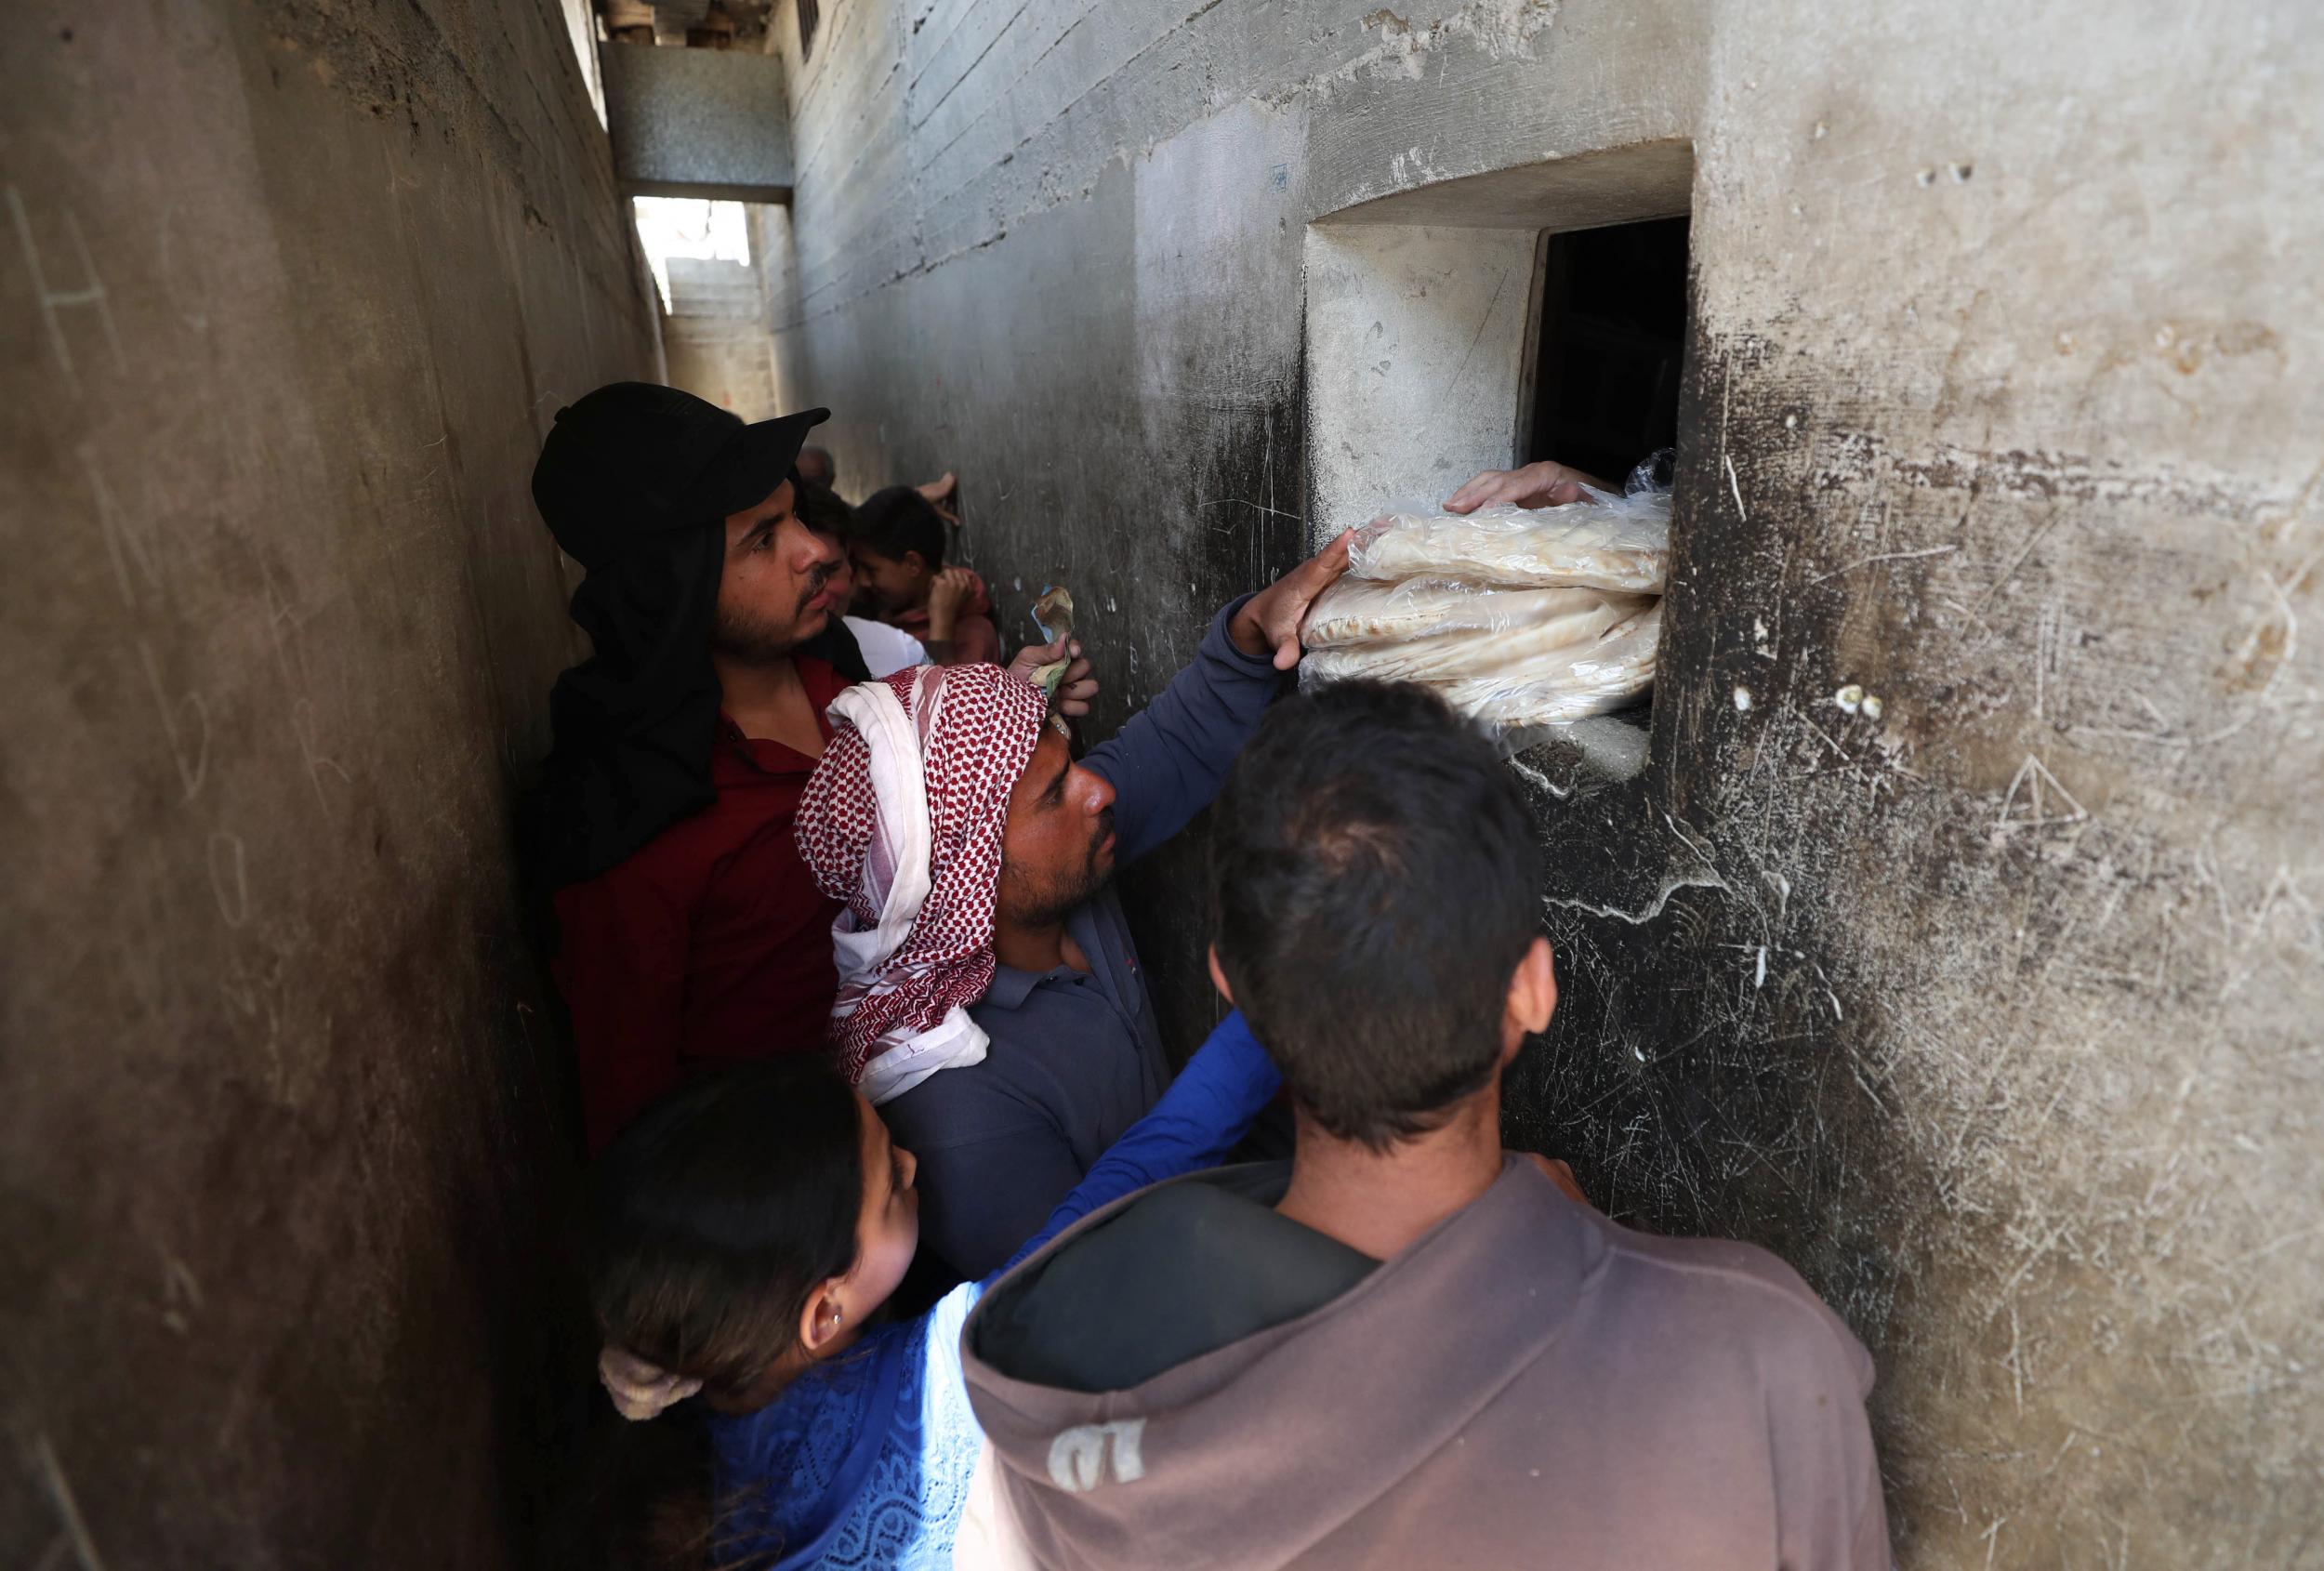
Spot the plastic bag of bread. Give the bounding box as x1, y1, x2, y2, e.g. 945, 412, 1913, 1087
1348, 487, 1670, 595
1303, 590, 1650, 684
1301, 579, 1630, 649
1433, 601, 1662, 727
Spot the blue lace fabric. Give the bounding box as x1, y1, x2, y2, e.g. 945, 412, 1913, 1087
709, 1284, 986, 1571
700, 1012, 1279, 1569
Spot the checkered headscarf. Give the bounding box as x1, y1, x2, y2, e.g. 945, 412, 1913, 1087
797, 663, 1050, 1092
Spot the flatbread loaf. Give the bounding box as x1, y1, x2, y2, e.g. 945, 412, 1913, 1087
1301, 579, 1618, 650
1303, 591, 1650, 684
1433, 601, 1662, 726
1349, 495, 1670, 595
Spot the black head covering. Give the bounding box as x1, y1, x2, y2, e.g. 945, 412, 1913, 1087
525, 383, 831, 891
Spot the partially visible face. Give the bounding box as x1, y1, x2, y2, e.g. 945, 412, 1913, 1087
797, 448, 836, 489
997, 728, 1118, 928
812, 532, 856, 609
713, 480, 845, 660
849, 542, 925, 614
843, 1093, 919, 1320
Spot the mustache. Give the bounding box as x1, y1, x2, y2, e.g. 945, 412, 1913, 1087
795, 561, 836, 616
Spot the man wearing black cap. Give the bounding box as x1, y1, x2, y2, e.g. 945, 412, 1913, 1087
526, 384, 1085, 1150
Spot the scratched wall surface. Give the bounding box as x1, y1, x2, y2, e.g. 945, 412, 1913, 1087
768, 0, 2322, 1561
0, 0, 657, 1562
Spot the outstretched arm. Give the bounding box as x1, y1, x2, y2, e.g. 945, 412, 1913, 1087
1084, 534, 1351, 863
1443, 459, 1615, 513
991, 1011, 1278, 1280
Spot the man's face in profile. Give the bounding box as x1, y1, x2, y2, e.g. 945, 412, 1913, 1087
997, 728, 1118, 928
712, 480, 846, 661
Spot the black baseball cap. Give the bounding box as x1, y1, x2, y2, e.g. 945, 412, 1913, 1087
532, 382, 830, 570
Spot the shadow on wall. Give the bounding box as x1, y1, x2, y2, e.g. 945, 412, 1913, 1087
0, 0, 661, 1563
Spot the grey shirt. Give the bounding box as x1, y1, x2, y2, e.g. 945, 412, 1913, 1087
879, 598, 1279, 1277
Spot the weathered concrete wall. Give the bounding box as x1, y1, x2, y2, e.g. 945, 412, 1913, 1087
0, 0, 659, 1561
663, 254, 782, 418
602, 43, 794, 201
764, 0, 2323, 1561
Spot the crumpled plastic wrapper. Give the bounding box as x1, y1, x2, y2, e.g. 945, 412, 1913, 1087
1303, 590, 1650, 684
1347, 487, 1670, 596
1433, 601, 1661, 727
1300, 485, 1669, 732
1301, 580, 1623, 650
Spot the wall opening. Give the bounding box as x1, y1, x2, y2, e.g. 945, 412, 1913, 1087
632, 196, 784, 417
1518, 213, 1692, 739
1302, 141, 1695, 784
1525, 216, 1690, 490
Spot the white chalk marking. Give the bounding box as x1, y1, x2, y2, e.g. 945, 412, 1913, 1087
7, 185, 127, 388
1545, 871, 1727, 926
136, 640, 209, 802
1994, 753, 2089, 832
81, 449, 162, 612
1804, 543, 1959, 586
206, 831, 250, 928
31, 1432, 109, 1571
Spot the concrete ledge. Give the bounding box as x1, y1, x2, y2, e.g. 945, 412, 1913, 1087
602, 44, 794, 202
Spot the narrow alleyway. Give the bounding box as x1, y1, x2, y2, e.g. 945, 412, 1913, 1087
4, 0, 2318, 1566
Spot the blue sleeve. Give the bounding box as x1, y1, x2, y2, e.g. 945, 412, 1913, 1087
986, 1011, 1280, 1281
1082, 596, 1282, 865
910, 1120, 1086, 1281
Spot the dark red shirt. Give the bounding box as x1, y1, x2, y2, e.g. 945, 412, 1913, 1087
553, 656, 849, 1152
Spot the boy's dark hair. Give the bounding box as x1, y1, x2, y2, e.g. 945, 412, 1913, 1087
586, 1058, 863, 1400
851, 485, 948, 568
1210, 680, 1543, 1150
792, 475, 855, 537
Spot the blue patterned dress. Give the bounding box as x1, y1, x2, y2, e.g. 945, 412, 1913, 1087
706, 1012, 1278, 1569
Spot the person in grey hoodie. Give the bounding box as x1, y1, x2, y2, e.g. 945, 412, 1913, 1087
957, 679, 1892, 1571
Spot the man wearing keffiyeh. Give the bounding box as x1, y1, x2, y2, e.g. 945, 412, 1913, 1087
524, 383, 1096, 1153
794, 535, 1354, 1278
799, 662, 1053, 1102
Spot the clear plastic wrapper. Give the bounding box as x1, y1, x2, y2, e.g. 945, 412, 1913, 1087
1348, 486, 1670, 595
1302, 590, 1650, 684
1301, 579, 1621, 650
1432, 602, 1662, 727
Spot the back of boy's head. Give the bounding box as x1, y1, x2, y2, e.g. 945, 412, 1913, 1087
1210, 680, 1543, 1151
586, 1059, 862, 1397
852, 485, 948, 568
792, 475, 855, 538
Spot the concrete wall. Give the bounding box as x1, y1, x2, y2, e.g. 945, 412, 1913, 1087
601, 43, 794, 201
0, 0, 660, 1561
662, 253, 783, 418
763, 0, 2322, 1561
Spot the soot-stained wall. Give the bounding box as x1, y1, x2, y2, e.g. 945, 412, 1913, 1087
0, 0, 659, 1563
763, 0, 2321, 1561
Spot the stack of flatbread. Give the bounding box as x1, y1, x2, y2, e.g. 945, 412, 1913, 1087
1300, 490, 1669, 729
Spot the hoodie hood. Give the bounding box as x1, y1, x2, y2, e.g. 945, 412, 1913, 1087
960, 1157, 1601, 1569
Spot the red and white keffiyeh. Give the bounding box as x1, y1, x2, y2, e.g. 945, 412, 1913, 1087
797, 663, 1051, 1102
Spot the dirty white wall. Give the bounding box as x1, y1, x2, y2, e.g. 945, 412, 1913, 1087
761, 0, 2322, 1561
1, 0, 660, 1561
